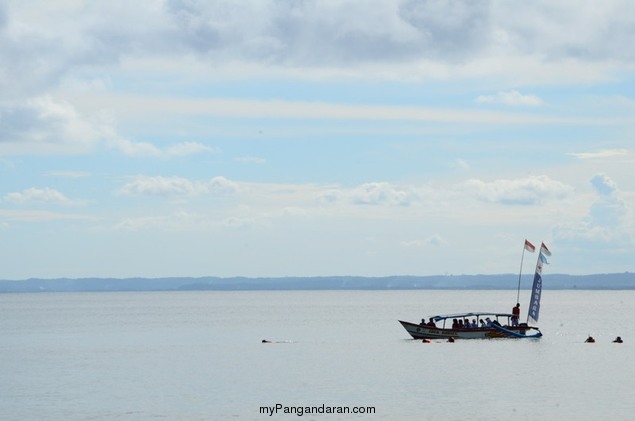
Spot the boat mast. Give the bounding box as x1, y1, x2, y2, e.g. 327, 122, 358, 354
516, 248, 525, 305
516, 239, 534, 304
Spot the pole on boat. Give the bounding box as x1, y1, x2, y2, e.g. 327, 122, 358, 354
516, 248, 525, 305
517, 240, 536, 305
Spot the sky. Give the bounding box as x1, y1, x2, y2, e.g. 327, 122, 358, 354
1, 0, 635, 280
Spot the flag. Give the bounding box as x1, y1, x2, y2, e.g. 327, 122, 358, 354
524, 239, 536, 253
527, 254, 544, 324
528, 243, 551, 324
540, 242, 551, 256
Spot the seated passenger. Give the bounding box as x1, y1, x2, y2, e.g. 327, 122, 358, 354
452, 319, 459, 329
479, 319, 486, 328
485, 317, 492, 327
427, 317, 436, 327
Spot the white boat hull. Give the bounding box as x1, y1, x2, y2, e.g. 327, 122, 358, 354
399, 320, 541, 340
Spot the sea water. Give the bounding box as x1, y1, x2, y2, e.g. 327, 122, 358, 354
1, 290, 634, 420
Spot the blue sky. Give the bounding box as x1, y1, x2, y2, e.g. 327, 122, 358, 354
1, 0, 634, 279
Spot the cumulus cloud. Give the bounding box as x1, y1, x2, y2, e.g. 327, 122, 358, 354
351, 182, 420, 206
3, 187, 86, 206
588, 173, 629, 228
117, 175, 240, 197
320, 182, 422, 207
590, 173, 619, 197
0, 96, 215, 157
2, 0, 635, 98
1, 0, 632, 161
476, 90, 542, 106
465, 175, 573, 205
0, 96, 103, 154
554, 173, 632, 244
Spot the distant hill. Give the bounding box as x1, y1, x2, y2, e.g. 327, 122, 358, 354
1, 273, 634, 292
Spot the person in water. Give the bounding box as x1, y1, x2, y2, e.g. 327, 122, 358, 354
511, 303, 520, 326
613, 336, 623, 343
585, 336, 595, 343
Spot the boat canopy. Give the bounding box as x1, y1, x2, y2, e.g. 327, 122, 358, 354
431, 312, 514, 322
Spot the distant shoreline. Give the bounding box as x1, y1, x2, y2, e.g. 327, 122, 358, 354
1, 273, 634, 292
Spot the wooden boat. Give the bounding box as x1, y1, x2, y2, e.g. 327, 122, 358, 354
399, 241, 550, 340
399, 312, 542, 340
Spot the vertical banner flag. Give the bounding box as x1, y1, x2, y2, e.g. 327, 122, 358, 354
528, 243, 550, 324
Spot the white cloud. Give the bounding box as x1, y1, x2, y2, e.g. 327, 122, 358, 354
351, 182, 420, 206
476, 90, 543, 106
0, 208, 94, 222
114, 215, 171, 231
236, 156, 267, 164
567, 149, 629, 160
0, 96, 216, 157
319, 182, 423, 207
165, 141, 218, 157
76, 93, 587, 126
464, 175, 573, 205
117, 175, 240, 197
451, 158, 470, 171
590, 173, 619, 197
554, 173, 632, 244
3, 0, 635, 99
401, 234, 445, 248
3, 187, 86, 206
222, 216, 256, 228
107, 136, 215, 158
207, 176, 241, 195
46, 170, 91, 178
0, 96, 103, 154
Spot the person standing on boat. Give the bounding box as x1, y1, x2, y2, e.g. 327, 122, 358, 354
511, 303, 520, 326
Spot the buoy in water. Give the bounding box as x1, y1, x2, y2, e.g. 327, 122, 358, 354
422, 338, 431, 343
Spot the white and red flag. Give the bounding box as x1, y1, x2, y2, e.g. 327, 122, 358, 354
524, 239, 536, 253
540, 242, 551, 256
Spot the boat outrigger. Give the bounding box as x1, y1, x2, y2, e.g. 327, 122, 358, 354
399, 240, 550, 340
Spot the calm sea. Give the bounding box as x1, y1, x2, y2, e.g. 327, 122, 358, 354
1, 290, 633, 420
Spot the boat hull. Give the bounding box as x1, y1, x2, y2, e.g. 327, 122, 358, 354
398, 320, 540, 340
